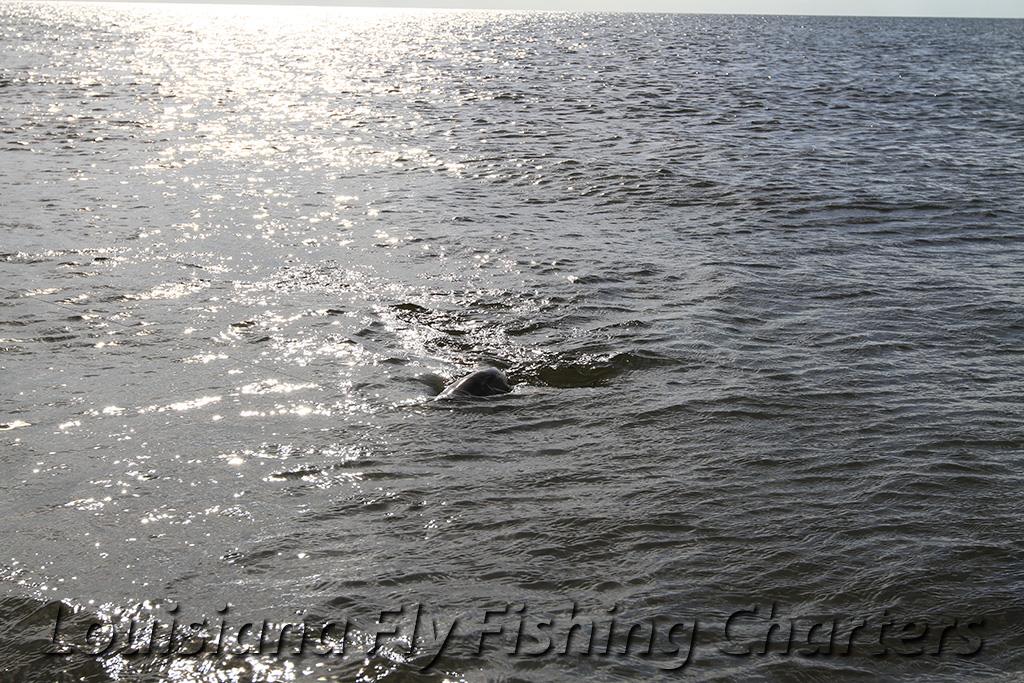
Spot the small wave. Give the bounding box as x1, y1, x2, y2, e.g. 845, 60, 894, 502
517, 349, 681, 388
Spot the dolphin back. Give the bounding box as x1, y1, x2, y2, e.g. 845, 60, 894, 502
436, 367, 512, 399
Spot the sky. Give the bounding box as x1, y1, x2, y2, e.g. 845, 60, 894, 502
96, 0, 1024, 17
357, 0, 1024, 16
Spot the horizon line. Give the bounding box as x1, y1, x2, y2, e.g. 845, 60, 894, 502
25, 0, 1024, 20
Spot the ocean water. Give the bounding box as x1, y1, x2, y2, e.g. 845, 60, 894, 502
1, 2, 1023, 680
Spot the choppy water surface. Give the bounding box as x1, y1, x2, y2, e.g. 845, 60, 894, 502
1, 2, 1023, 680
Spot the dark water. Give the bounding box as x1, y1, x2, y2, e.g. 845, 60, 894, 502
1, 2, 1023, 680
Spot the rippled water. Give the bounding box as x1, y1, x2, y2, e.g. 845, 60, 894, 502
1, 2, 1023, 680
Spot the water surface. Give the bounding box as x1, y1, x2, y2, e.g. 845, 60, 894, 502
1, 3, 1023, 680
